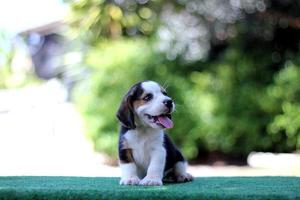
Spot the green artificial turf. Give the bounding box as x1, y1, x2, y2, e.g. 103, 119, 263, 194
0, 176, 299, 200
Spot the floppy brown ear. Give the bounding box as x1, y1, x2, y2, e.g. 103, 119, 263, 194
116, 84, 142, 129
116, 93, 135, 129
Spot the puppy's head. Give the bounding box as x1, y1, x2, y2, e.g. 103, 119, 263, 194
117, 81, 175, 130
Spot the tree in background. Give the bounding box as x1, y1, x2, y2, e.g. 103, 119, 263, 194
66, 0, 300, 162
0, 31, 39, 89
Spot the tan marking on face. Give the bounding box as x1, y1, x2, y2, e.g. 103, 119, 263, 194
132, 92, 147, 109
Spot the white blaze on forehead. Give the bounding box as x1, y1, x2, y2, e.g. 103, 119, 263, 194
141, 81, 162, 94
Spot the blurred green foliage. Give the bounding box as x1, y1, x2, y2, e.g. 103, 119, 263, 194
66, 0, 161, 42
0, 31, 40, 89
0, 32, 15, 88
74, 39, 195, 157
68, 0, 300, 160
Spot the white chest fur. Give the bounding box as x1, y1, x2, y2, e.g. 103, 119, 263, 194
124, 129, 164, 176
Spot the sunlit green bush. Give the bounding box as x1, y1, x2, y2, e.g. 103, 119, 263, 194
267, 60, 300, 150
73, 39, 300, 160
191, 46, 300, 156
73, 39, 201, 158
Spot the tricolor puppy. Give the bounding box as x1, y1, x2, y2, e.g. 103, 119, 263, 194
116, 80, 193, 186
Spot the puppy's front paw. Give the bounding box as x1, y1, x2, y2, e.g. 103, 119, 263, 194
120, 177, 140, 185
175, 173, 193, 182
139, 176, 162, 186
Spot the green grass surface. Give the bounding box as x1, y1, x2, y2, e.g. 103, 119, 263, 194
0, 176, 299, 200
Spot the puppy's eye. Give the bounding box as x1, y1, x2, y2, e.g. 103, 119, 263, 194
162, 91, 168, 95
143, 93, 153, 101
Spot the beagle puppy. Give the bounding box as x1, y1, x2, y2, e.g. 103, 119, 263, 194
116, 80, 193, 186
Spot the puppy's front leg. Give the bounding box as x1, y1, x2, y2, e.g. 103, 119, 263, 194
119, 148, 140, 185
140, 148, 166, 186
119, 162, 140, 185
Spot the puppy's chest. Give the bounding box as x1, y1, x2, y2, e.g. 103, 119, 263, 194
124, 130, 164, 168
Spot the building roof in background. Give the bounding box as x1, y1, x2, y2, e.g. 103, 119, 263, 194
20, 21, 65, 36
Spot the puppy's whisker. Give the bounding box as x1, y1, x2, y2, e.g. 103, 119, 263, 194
162, 81, 169, 91
162, 80, 168, 89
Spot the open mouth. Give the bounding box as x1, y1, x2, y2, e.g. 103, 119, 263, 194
145, 113, 173, 129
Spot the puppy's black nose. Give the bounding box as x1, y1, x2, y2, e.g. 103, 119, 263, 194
163, 99, 173, 110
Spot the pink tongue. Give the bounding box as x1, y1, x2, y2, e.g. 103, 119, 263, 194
157, 116, 173, 129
